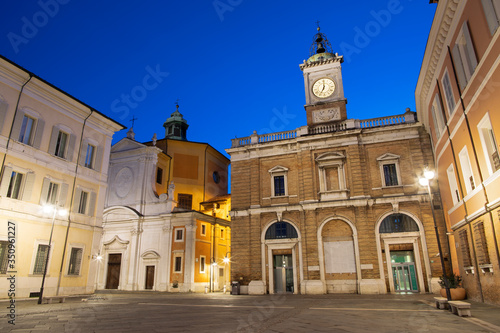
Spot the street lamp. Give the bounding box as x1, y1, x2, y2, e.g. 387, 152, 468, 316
38, 204, 67, 305
223, 252, 231, 294
419, 169, 451, 301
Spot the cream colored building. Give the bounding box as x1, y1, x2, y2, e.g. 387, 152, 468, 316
416, 0, 500, 304
0, 56, 124, 298
99, 108, 231, 292
227, 28, 449, 295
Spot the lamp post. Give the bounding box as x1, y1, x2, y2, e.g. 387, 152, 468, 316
210, 257, 217, 292
38, 205, 67, 305
223, 252, 231, 294
419, 169, 451, 301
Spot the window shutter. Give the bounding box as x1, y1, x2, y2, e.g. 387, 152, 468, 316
79, 140, 88, 166
0, 101, 8, 133
73, 188, 82, 213
22, 172, 35, 201
462, 21, 478, 73
0, 166, 13, 197
482, 0, 500, 35
11, 111, 25, 142
88, 191, 97, 216
48, 126, 59, 155
59, 183, 69, 207
451, 45, 467, 91
66, 133, 77, 162
32, 118, 45, 149
94, 145, 103, 172
39, 178, 50, 205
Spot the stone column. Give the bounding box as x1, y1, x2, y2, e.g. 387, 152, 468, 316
183, 224, 197, 292
159, 224, 172, 291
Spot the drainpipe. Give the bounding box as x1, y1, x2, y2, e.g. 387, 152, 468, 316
56, 108, 93, 295
0, 74, 32, 182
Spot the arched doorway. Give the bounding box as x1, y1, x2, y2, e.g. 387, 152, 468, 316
376, 213, 431, 294
262, 221, 301, 294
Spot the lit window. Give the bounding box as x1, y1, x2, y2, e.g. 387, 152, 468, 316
442, 71, 456, 115
19, 115, 35, 145
68, 247, 83, 275
85, 144, 95, 169
0, 241, 8, 274
47, 182, 59, 205
55, 131, 68, 158
174, 256, 182, 272
269, 166, 288, 197
459, 147, 475, 193
481, 0, 500, 35
33, 244, 49, 275
451, 21, 478, 91
7, 171, 24, 199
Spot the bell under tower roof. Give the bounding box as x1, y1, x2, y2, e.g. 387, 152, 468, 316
306, 24, 339, 64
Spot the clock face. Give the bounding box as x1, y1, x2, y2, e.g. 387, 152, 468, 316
312, 78, 336, 98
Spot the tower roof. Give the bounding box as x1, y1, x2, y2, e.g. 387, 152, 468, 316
307, 25, 336, 63
163, 103, 189, 140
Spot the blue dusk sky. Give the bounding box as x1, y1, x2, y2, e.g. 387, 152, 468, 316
0, 0, 436, 157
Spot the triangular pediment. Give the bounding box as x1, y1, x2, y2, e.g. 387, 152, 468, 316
377, 153, 400, 161
111, 137, 146, 153
268, 165, 288, 173
316, 152, 345, 162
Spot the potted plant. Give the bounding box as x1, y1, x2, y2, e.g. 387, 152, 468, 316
439, 273, 466, 300
171, 280, 179, 292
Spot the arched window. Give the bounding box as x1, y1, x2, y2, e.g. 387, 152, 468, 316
265, 222, 298, 239
379, 214, 419, 233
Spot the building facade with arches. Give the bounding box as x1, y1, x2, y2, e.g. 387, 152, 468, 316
227, 28, 449, 295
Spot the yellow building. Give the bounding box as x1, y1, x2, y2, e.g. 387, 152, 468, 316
416, 0, 500, 305
0, 55, 124, 299
99, 106, 231, 292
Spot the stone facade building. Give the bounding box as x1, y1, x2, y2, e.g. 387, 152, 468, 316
98, 107, 231, 292
227, 29, 450, 295
416, 0, 500, 304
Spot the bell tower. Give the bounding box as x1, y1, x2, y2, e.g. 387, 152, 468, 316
300, 26, 347, 128
163, 103, 189, 140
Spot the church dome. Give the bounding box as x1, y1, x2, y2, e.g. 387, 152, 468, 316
163, 103, 189, 140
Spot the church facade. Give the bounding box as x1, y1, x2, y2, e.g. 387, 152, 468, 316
97, 107, 231, 292
227, 29, 449, 295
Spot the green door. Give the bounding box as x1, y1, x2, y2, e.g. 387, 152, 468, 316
391, 251, 418, 292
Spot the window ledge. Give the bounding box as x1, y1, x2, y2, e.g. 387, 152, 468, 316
464, 266, 475, 275
479, 264, 493, 273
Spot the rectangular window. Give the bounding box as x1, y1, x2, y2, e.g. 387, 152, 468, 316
46, 182, 59, 205
177, 193, 192, 210
452, 21, 478, 91
7, 171, 24, 199
156, 167, 163, 184
383, 164, 399, 186
478, 115, 500, 175
201, 224, 206, 236
175, 229, 184, 241
68, 247, 83, 275
481, 0, 500, 35
447, 164, 460, 206
55, 131, 68, 158
459, 230, 472, 268
220, 229, 224, 239
200, 256, 206, 273
85, 144, 95, 169
0, 241, 8, 274
274, 175, 285, 196
19, 115, 35, 145
174, 256, 182, 272
431, 94, 446, 139
78, 191, 88, 214
474, 222, 491, 266
459, 147, 475, 193
33, 244, 49, 275
442, 71, 456, 115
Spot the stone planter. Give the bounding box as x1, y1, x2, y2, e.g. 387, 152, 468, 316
440, 287, 466, 300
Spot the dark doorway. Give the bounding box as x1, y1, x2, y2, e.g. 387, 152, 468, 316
145, 265, 155, 290
106, 254, 121, 289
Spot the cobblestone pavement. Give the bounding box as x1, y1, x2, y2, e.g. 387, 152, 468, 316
2, 292, 500, 332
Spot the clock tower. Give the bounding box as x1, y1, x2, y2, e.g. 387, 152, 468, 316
300, 27, 347, 127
